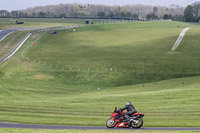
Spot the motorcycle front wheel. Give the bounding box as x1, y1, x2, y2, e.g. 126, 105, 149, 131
131, 118, 143, 128
106, 117, 115, 128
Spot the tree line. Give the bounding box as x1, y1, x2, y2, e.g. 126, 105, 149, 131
0, 3, 185, 20
184, 1, 200, 22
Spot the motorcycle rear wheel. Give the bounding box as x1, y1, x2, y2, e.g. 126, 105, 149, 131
106, 117, 115, 128
131, 118, 143, 128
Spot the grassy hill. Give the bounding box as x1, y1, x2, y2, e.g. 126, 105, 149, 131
0, 20, 199, 127
6, 21, 200, 86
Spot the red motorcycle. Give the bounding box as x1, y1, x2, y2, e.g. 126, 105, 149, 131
106, 107, 145, 128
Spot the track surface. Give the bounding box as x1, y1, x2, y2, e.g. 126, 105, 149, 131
0, 28, 40, 42
0, 33, 32, 64
0, 29, 16, 42
0, 123, 199, 130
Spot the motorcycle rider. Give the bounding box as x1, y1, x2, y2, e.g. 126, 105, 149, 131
120, 102, 137, 120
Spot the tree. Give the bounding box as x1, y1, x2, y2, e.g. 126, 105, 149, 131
38, 12, 46, 17
184, 5, 195, 22
153, 7, 158, 15
11, 3, 185, 19
59, 13, 66, 17
192, 2, 200, 18
11, 11, 18, 18
31, 12, 36, 17
164, 14, 168, 19
97, 12, 105, 18
0, 10, 9, 17
146, 13, 158, 19
77, 12, 87, 17
120, 11, 126, 18
107, 11, 114, 18
132, 14, 138, 19
164, 14, 172, 19
19, 12, 25, 17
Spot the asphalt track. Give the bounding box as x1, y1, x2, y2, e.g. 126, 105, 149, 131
0, 123, 200, 130
0, 29, 16, 42
171, 27, 190, 51
0, 25, 84, 42
0, 33, 32, 64
0, 28, 38, 42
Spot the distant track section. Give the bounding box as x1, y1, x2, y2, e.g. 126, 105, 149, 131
0, 33, 32, 64
172, 27, 190, 51
0, 25, 85, 64
0, 28, 43, 42
0, 123, 200, 130
0, 29, 16, 42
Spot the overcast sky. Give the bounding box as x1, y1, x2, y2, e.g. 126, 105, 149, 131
1, 0, 198, 11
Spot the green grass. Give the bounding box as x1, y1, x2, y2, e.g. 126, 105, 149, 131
0, 75, 199, 127
0, 21, 200, 127
1, 129, 197, 133
17, 21, 200, 86
0, 128, 196, 133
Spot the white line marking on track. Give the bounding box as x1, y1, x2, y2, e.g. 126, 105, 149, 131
0, 33, 32, 64
0, 31, 15, 42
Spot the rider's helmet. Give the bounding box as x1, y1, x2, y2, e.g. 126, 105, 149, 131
125, 101, 131, 106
